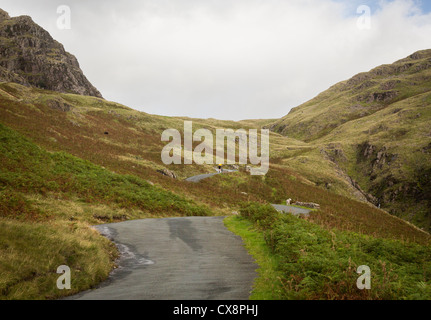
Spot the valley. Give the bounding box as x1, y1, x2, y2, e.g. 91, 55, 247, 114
0, 8, 430, 300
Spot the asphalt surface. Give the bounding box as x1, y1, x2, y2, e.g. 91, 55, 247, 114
68, 217, 257, 300
185, 173, 220, 183
185, 170, 238, 183
271, 204, 311, 216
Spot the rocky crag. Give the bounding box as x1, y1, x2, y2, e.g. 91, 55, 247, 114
0, 9, 102, 98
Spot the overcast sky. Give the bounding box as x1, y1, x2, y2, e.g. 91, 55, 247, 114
2, 0, 431, 120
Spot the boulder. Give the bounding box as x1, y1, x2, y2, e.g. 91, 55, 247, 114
157, 168, 177, 179
48, 99, 73, 112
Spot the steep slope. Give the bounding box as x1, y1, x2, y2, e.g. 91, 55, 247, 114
1, 62, 430, 301
1, 81, 429, 245
269, 49, 431, 141
0, 9, 102, 98
268, 49, 431, 231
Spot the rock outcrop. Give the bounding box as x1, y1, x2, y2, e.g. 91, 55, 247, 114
0, 9, 102, 98
0, 8, 10, 22
157, 168, 177, 179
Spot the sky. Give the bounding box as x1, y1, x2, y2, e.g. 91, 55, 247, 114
1, 0, 431, 120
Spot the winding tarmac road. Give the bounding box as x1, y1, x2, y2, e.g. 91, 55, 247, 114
185, 171, 312, 217
185, 169, 238, 183
68, 171, 311, 300
69, 217, 257, 300
185, 172, 220, 183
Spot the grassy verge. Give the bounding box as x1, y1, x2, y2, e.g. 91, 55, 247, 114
230, 203, 431, 300
224, 215, 283, 300
0, 218, 117, 300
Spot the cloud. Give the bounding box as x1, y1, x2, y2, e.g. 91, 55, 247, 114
1, 0, 431, 120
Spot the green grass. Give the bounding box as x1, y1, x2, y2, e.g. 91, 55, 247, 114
0, 123, 209, 217
234, 203, 431, 300
224, 215, 283, 300
0, 218, 117, 300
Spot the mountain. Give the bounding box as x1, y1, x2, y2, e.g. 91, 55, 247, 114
267, 49, 431, 231
0, 9, 102, 98
1, 9, 431, 299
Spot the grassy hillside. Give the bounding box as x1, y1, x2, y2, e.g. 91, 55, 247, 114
270, 50, 431, 141
1, 82, 429, 242
0, 123, 209, 218
267, 49, 431, 231
0, 82, 381, 210
1, 78, 430, 300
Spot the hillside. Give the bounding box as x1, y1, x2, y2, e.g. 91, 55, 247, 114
1, 81, 429, 240
268, 50, 431, 231
1, 82, 430, 299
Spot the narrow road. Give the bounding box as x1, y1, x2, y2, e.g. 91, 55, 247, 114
68, 217, 257, 300
271, 204, 311, 216
185, 173, 220, 183
185, 170, 238, 183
